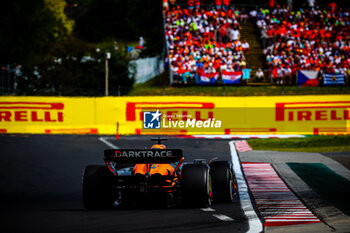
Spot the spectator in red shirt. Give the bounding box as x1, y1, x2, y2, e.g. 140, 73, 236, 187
194, 0, 200, 9
215, 0, 221, 10
222, 0, 230, 11
328, 1, 337, 13
188, 0, 194, 11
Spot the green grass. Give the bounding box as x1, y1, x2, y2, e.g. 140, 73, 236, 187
288, 163, 350, 216
128, 85, 350, 96
248, 136, 350, 152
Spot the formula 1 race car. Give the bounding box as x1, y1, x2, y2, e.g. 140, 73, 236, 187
82, 138, 237, 209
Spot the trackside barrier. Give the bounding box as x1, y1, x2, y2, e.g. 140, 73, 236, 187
0, 96, 349, 135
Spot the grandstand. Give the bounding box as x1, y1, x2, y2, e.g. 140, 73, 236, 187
165, 5, 251, 85
164, 1, 349, 87
257, 4, 350, 86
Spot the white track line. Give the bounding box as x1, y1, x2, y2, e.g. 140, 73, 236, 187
229, 141, 263, 233
99, 136, 119, 149
213, 214, 234, 221
201, 207, 215, 212
200, 207, 234, 221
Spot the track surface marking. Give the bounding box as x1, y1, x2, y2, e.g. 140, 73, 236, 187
235, 140, 252, 152
242, 162, 322, 227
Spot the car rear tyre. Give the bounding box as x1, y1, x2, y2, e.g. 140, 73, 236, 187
82, 165, 114, 210
211, 161, 235, 202
181, 164, 211, 208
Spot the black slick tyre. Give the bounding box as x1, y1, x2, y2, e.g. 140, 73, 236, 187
82, 165, 114, 210
181, 164, 211, 208
211, 161, 234, 202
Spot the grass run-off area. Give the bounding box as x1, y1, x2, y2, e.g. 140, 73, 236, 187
128, 85, 350, 96
248, 136, 350, 152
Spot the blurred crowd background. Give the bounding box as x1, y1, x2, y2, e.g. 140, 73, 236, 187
1, 0, 349, 96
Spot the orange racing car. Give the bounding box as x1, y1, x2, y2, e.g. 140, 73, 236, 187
82, 138, 237, 209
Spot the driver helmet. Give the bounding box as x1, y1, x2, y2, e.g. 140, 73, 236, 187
151, 144, 166, 150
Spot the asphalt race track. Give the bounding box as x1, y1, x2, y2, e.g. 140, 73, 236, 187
2, 135, 350, 233
0, 135, 249, 233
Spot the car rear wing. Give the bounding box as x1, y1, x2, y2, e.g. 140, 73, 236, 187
104, 149, 183, 164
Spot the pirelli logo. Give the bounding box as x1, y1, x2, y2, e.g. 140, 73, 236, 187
275, 101, 350, 122
0, 102, 64, 122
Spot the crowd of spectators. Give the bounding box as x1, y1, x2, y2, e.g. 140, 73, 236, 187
165, 4, 249, 84
256, 2, 350, 85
